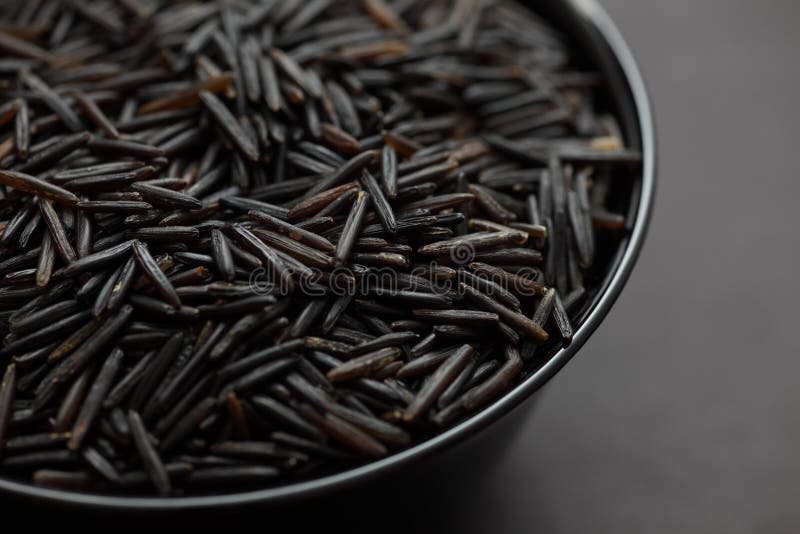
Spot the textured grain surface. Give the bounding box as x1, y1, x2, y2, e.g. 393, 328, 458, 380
0, 0, 641, 497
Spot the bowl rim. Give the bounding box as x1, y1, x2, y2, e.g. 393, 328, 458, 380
0, 0, 656, 510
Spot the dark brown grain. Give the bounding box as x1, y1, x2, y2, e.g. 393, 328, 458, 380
0, 0, 635, 496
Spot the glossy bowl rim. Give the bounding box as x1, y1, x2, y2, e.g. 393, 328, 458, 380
0, 0, 656, 511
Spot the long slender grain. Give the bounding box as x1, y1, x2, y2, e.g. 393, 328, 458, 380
14, 98, 30, 160
199, 91, 259, 162
128, 410, 171, 496
54, 365, 94, 433
21, 71, 84, 132
72, 90, 119, 139
132, 241, 181, 309
210, 228, 235, 282
139, 73, 234, 115
326, 347, 401, 383
405, 344, 474, 422
461, 283, 548, 342
0, 170, 79, 206
334, 190, 370, 266
39, 200, 76, 264
0, 364, 15, 458
249, 209, 335, 254
67, 348, 123, 450
361, 169, 397, 235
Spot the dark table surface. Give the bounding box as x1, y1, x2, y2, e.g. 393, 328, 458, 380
3, 1, 798, 532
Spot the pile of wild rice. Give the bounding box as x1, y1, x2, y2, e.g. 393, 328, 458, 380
0, 0, 639, 496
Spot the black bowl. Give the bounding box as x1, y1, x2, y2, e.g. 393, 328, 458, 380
0, 0, 656, 512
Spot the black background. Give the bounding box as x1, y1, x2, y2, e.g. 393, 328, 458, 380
3, 1, 799, 532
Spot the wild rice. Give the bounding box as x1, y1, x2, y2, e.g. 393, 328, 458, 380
0, 0, 638, 496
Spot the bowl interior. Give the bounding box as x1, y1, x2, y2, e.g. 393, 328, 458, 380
0, 0, 655, 510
